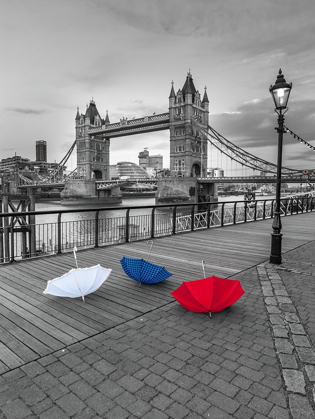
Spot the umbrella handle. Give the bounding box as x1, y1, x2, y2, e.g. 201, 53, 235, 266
147, 240, 153, 261
73, 247, 78, 269
202, 260, 206, 278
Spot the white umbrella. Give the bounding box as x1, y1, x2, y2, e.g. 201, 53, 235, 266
43, 264, 112, 302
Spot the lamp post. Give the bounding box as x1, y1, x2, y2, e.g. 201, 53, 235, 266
269, 69, 292, 264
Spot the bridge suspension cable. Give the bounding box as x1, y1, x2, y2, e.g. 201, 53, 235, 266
40, 140, 77, 182
192, 120, 302, 176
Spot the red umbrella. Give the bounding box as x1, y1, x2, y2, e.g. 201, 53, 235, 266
170, 276, 245, 316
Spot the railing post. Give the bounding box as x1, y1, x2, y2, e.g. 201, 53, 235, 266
271, 200, 274, 219
290, 198, 294, 215
244, 202, 247, 223
191, 206, 195, 231
126, 209, 130, 242
263, 200, 266, 219
10, 225, 15, 262
233, 202, 237, 224
57, 213, 62, 254
151, 207, 155, 238
207, 203, 211, 228
221, 203, 225, 226
172, 206, 177, 235
254, 201, 257, 221
284, 199, 288, 216
94, 211, 99, 248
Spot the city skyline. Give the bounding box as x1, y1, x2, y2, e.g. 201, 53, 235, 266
1, 0, 315, 173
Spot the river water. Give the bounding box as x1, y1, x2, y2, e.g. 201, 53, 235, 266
34, 195, 253, 222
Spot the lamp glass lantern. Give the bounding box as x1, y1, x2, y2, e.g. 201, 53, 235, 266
269, 69, 292, 111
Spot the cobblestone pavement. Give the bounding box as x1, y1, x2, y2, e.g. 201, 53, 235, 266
1, 241, 315, 418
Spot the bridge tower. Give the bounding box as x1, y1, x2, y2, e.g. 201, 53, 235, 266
75, 100, 110, 180
169, 72, 209, 177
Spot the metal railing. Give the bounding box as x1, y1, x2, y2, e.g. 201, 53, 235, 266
0, 196, 314, 264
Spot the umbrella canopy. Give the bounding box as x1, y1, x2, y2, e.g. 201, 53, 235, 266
170, 276, 244, 315
43, 264, 112, 301
120, 256, 172, 284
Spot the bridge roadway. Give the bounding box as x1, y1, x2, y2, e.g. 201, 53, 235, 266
0, 212, 315, 417
17, 175, 315, 189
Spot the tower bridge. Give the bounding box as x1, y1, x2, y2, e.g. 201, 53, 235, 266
7, 71, 313, 204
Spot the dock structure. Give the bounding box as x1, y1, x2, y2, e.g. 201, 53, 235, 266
0, 212, 315, 417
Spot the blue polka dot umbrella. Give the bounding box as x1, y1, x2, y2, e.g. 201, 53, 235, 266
120, 256, 172, 285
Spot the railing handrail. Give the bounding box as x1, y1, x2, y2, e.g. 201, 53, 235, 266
0, 197, 295, 218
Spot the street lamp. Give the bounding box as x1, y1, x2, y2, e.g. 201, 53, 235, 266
269, 69, 292, 264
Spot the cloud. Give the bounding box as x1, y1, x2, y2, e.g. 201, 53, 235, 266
6, 108, 46, 115
211, 97, 315, 149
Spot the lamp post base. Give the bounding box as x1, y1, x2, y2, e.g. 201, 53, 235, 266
270, 233, 282, 264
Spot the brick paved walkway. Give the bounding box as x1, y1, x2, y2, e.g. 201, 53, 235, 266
1, 240, 315, 418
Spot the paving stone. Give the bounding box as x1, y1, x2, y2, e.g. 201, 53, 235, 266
105, 405, 129, 419
289, 323, 306, 335
33, 372, 59, 391
248, 382, 271, 398
186, 395, 210, 415
235, 366, 264, 382
283, 369, 306, 394
234, 405, 256, 419
31, 397, 53, 416
127, 399, 151, 417
205, 405, 234, 418
208, 391, 240, 414
231, 375, 253, 390
93, 359, 117, 376
292, 335, 311, 347
113, 390, 137, 408
142, 408, 169, 419
56, 393, 87, 416
305, 365, 315, 382
151, 393, 174, 411
269, 405, 290, 419
248, 396, 273, 416
155, 380, 178, 396
39, 405, 70, 419
1, 397, 32, 419
210, 377, 239, 398
284, 313, 300, 323
296, 347, 315, 364
165, 401, 192, 419
21, 362, 46, 378
69, 380, 97, 400
19, 384, 46, 406
270, 315, 285, 326
289, 394, 315, 418
46, 383, 69, 400
278, 354, 298, 369
274, 338, 294, 354
273, 326, 289, 338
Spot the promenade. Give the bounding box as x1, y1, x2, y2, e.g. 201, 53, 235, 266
0, 212, 315, 418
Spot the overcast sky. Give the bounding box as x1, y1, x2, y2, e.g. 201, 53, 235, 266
1, 0, 315, 173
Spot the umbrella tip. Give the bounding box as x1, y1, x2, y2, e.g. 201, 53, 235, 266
82, 295, 85, 303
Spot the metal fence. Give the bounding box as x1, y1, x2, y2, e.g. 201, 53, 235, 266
0, 196, 314, 264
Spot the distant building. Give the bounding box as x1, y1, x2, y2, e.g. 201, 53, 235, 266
214, 168, 224, 177
36, 140, 47, 162
0, 155, 30, 171
138, 149, 163, 172
207, 167, 224, 177
116, 162, 150, 179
